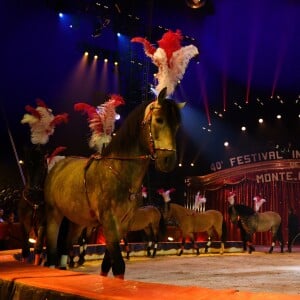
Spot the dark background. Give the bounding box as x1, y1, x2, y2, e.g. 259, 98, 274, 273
1, 0, 299, 206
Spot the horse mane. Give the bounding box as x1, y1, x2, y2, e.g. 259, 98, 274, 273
102, 98, 181, 156
232, 204, 255, 216
102, 101, 149, 156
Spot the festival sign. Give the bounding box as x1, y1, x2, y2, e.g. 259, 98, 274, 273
187, 159, 300, 191
209, 149, 299, 173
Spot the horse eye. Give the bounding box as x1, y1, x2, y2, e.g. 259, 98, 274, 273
155, 117, 164, 124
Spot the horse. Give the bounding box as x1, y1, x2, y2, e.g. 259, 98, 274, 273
44, 88, 182, 278
123, 205, 166, 259
164, 203, 226, 255
228, 204, 284, 253
18, 145, 48, 265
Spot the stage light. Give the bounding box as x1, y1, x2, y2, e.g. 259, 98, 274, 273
258, 118, 264, 124
241, 126, 246, 131
186, 0, 207, 9
276, 114, 282, 119
224, 141, 229, 147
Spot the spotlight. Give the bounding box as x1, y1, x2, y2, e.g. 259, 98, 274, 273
186, 0, 207, 9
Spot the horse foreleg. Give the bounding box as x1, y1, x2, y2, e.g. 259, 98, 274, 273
34, 225, 46, 265
101, 248, 112, 276
246, 234, 255, 254
123, 237, 130, 260
46, 213, 63, 268
102, 242, 125, 279
178, 238, 186, 256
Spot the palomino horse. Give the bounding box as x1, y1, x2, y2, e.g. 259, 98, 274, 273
44, 88, 182, 278
124, 205, 166, 259
18, 145, 48, 265
228, 204, 284, 253
164, 203, 226, 255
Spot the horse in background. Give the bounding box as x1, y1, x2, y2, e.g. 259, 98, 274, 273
164, 203, 226, 255
18, 145, 48, 265
228, 203, 284, 253
44, 88, 183, 278
123, 205, 166, 259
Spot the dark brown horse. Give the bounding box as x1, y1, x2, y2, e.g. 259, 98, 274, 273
164, 203, 226, 255
124, 205, 165, 259
228, 204, 284, 253
18, 145, 48, 265
44, 88, 182, 278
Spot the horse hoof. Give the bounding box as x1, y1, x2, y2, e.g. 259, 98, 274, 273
59, 266, 67, 270
69, 261, 75, 268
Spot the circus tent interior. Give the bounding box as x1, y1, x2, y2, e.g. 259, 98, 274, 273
1, 0, 299, 232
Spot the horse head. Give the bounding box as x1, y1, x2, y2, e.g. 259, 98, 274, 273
228, 204, 255, 224
142, 87, 184, 172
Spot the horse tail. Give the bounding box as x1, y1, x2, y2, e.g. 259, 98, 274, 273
221, 220, 227, 243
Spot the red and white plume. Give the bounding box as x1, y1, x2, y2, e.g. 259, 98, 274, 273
253, 195, 266, 212
21, 99, 68, 145
47, 146, 67, 172
227, 191, 236, 205
142, 186, 147, 198
131, 29, 199, 96
157, 188, 176, 203
74, 94, 125, 153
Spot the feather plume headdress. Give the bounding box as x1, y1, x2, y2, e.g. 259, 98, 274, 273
157, 188, 176, 203
131, 29, 199, 96
21, 99, 68, 145
74, 94, 125, 153
253, 195, 266, 212
47, 146, 67, 172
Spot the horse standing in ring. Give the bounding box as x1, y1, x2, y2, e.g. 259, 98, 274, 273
44, 88, 183, 278
123, 205, 166, 259
227, 194, 284, 254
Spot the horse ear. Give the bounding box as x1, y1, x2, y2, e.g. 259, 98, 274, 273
177, 102, 186, 110
157, 87, 168, 104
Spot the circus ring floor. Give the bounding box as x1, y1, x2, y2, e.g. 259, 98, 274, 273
1, 244, 300, 300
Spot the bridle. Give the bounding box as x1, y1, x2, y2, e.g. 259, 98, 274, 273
141, 101, 177, 160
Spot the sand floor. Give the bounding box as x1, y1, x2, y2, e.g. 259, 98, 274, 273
71, 246, 300, 295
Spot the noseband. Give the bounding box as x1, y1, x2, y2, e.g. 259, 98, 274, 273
141, 102, 176, 160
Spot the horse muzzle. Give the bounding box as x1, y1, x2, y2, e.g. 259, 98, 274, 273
154, 149, 177, 172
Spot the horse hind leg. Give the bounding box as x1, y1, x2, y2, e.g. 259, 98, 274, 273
205, 236, 211, 253
147, 241, 152, 257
